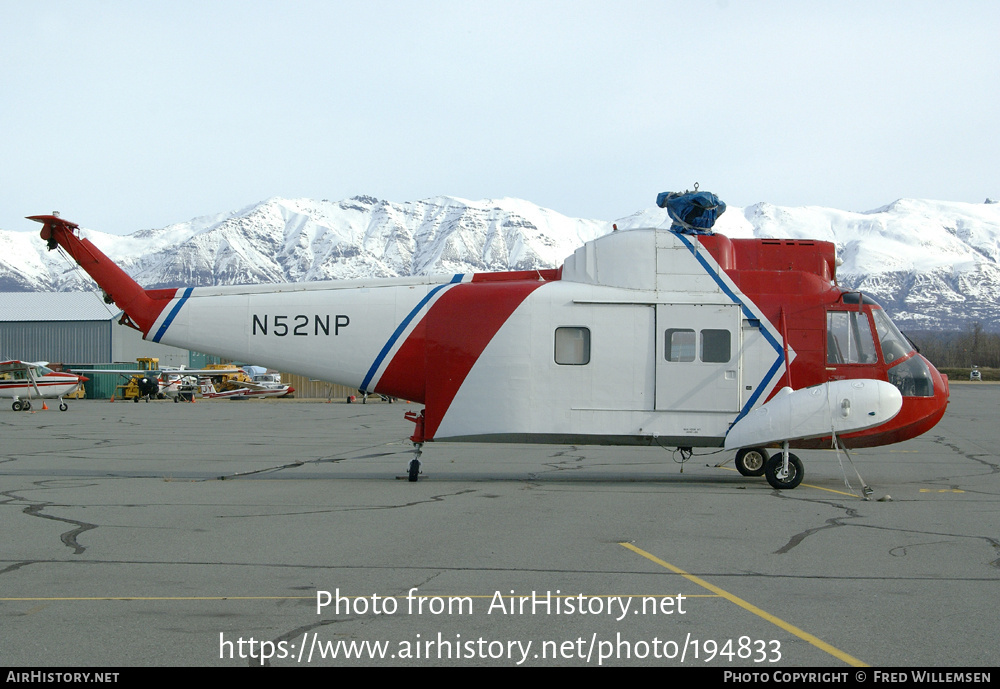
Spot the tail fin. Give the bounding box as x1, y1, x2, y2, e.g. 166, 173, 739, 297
30, 215, 173, 335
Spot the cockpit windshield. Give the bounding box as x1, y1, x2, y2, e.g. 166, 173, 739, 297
871, 309, 913, 364
870, 309, 934, 397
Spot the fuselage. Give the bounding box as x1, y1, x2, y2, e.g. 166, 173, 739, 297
0, 362, 86, 400
33, 215, 948, 449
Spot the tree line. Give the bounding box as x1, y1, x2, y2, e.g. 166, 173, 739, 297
908, 322, 1000, 369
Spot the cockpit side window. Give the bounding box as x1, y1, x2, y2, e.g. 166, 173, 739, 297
871, 309, 914, 364
826, 311, 878, 365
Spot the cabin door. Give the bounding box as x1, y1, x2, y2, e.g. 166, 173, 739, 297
654, 303, 741, 412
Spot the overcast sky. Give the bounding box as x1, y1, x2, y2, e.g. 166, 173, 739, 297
2, 1, 998, 235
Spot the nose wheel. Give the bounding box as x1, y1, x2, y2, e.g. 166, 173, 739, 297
764, 447, 803, 490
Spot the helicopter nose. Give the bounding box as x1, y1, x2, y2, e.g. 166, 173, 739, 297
901, 355, 949, 441
930, 358, 949, 417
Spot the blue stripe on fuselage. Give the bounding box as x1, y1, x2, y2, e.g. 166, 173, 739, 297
672, 232, 786, 427
360, 274, 465, 392
151, 288, 193, 343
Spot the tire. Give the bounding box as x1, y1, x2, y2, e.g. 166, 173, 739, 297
764, 453, 804, 490
408, 459, 420, 482
59, 403, 68, 411
12, 401, 22, 412
735, 447, 768, 477
22, 400, 31, 411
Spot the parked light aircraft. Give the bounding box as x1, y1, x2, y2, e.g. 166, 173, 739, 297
31, 194, 949, 488
76, 365, 292, 402
76, 366, 200, 402
200, 372, 295, 400
0, 360, 88, 411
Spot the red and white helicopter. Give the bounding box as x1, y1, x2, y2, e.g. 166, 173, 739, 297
30, 191, 949, 488
0, 360, 88, 411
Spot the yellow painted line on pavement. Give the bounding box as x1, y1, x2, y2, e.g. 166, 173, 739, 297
799, 483, 861, 497
718, 465, 865, 498
6, 593, 719, 602
620, 542, 868, 667
3, 596, 310, 601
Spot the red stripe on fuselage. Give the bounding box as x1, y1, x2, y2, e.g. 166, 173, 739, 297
375, 278, 550, 440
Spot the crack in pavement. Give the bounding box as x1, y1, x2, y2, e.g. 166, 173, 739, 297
772, 494, 1000, 569
212, 444, 410, 481
932, 434, 1000, 477
537, 446, 589, 474
0, 561, 37, 576
773, 498, 863, 554
216, 488, 478, 518
261, 571, 444, 667
2, 486, 98, 555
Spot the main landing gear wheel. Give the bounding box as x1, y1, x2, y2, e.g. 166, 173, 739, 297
734, 447, 769, 477
12, 401, 22, 411
408, 458, 421, 482
764, 453, 804, 490
59, 402, 68, 411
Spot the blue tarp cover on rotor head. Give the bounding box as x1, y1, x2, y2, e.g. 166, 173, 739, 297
656, 190, 726, 235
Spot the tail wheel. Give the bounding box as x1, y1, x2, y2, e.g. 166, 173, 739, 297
734, 447, 769, 477
764, 453, 804, 490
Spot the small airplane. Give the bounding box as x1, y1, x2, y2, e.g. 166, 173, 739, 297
30, 191, 949, 488
78, 366, 198, 402
0, 360, 88, 411
200, 372, 295, 400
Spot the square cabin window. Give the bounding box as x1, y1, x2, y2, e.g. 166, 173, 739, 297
665, 329, 696, 362
554, 327, 590, 365
701, 329, 731, 363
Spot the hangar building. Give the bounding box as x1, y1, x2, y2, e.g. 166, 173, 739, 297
0, 292, 194, 366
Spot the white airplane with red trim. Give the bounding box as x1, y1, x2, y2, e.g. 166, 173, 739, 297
0, 360, 88, 411
30, 193, 949, 488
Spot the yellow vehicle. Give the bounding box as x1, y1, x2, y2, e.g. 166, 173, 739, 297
117, 358, 160, 401
201, 364, 253, 393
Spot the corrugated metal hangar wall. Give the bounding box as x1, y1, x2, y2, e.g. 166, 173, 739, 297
1, 293, 356, 399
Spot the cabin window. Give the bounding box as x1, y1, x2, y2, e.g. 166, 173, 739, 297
826, 311, 878, 364
665, 329, 696, 362
554, 327, 590, 365
701, 329, 731, 363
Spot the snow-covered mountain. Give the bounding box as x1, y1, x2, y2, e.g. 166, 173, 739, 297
618, 197, 1000, 331
2, 195, 998, 331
